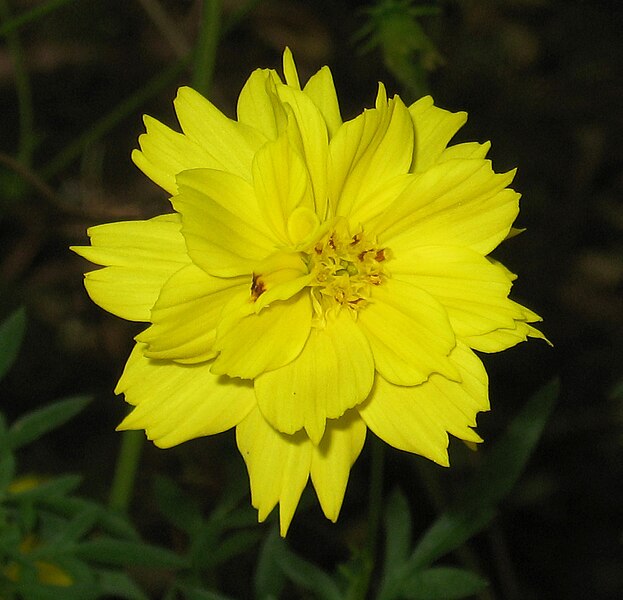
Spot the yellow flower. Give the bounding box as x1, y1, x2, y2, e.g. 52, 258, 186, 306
72, 49, 545, 535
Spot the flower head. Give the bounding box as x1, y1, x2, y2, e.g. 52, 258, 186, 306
72, 49, 545, 535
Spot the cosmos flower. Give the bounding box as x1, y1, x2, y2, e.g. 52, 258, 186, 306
73, 49, 545, 535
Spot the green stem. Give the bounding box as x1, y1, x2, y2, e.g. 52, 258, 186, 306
108, 430, 145, 512
192, 0, 221, 96
41, 54, 191, 179
0, 0, 77, 39
0, 0, 35, 167
353, 436, 385, 600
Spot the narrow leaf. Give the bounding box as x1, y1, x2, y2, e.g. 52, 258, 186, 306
409, 505, 496, 571
403, 567, 488, 600
460, 379, 560, 510
180, 586, 236, 600
384, 488, 413, 570
74, 538, 187, 569
8, 475, 82, 500
153, 475, 203, 534
275, 540, 343, 600
0, 308, 26, 380
254, 530, 286, 600
413, 380, 558, 568
8, 395, 91, 449
95, 569, 149, 600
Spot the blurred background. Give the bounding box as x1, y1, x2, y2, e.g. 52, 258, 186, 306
0, 0, 621, 598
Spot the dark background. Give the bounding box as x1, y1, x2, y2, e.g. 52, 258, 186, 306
1, 1, 622, 598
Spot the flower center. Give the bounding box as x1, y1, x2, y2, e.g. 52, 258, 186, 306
304, 221, 389, 321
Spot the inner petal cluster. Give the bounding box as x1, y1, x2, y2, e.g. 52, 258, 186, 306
303, 219, 390, 322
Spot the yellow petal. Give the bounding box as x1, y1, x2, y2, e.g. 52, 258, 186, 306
358, 279, 458, 386
409, 96, 467, 172
136, 264, 248, 363
212, 292, 312, 379
236, 406, 312, 536
303, 65, 342, 139
358, 342, 489, 465
275, 84, 330, 219
391, 245, 527, 338
132, 116, 215, 195
252, 133, 315, 244
439, 140, 491, 162
346, 173, 413, 227
173, 169, 278, 277
310, 410, 366, 522
174, 86, 265, 178
254, 310, 374, 443
464, 320, 549, 352
374, 158, 520, 256
237, 68, 287, 140
282, 47, 301, 89
71, 214, 189, 321
329, 88, 414, 219
116, 343, 255, 448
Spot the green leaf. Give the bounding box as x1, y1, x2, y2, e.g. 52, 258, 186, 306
179, 585, 236, 600
153, 475, 203, 534
0, 308, 26, 380
384, 488, 413, 570
7, 395, 91, 449
379, 380, 558, 600
204, 529, 262, 569
8, 475, 82, 501
0, 450, 15, 493
74, 538, 188, 569
12, 584, 92, 600
47, 506, 100, 547
403, 567, 488, 600
40, 496, 139, 541
254, 529, 286, 600
94, 569, 149, 600
274, 537, 343, 600
460, 379, 560, 510
408, 505, 496, 572
413, 380, 558, 568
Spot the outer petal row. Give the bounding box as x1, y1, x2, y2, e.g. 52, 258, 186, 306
136, 264, 248, 364
373, 158, 520, 257
391, 245, 524, 338
116, 343, 255, 448
71, 214, 190, 322
358, 342, 488, 466
236, 407, 365, 535
409, 95, 467, 173
254, 310, 374, 444
133, 87, 266, 194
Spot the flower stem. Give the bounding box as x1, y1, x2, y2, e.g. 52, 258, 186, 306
0, 0, 35, 167
108, 430, 144, 512
192, 0, 221, 97
352, 435, 385, 600
41, 54, 191, 179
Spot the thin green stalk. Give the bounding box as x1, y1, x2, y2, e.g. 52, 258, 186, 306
0, 0, 35, 167
137, 0, 190, 58
0, 0, 77, 39
108, 430, 145, 512
41, 54, 191, 179
352, 436, 385, 600
192, 0, 221, 97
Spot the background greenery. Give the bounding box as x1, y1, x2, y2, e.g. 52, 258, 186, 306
0, 0, 621, 598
